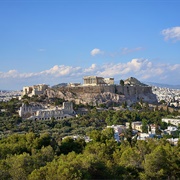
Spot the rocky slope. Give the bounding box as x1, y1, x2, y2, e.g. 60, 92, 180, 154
46, 84, 158, 106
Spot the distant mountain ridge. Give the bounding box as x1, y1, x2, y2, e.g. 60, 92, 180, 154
145, 82, 180, 89
51, 83, 68, 88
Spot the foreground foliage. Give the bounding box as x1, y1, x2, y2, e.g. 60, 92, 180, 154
0, 131, 179, 180
0, 99, 180, 179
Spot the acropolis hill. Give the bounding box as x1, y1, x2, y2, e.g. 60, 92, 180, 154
45, 76, 158, 106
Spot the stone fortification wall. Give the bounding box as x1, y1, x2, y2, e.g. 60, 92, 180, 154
116, 85, 152, 96
52, 85, 115, 94
52, 85, 152, 96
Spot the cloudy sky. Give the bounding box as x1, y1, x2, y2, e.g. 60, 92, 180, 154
0, 0, 180, 90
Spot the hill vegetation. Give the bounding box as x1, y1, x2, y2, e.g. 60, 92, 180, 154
0, 97, 180, 179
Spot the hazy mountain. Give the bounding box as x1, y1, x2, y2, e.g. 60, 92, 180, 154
51, 83, 68, 88
145, 82, 180, 89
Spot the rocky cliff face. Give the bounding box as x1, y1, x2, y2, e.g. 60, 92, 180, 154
46, 85, 158, 106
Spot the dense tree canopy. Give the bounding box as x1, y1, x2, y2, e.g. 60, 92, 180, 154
0, 98, 180, 179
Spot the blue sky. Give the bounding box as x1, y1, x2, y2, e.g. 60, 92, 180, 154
0, 0, 180, 90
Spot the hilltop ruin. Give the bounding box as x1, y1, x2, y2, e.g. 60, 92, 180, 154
46, 76, 158, 106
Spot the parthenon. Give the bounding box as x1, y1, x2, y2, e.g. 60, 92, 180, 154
83, 76, 114, 86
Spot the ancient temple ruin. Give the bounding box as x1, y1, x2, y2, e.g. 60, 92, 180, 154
22, 84, 49, 97
83, 76, 114, 86
19, 102, 75, 120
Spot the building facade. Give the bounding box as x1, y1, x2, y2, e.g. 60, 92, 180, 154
22, 84, 49, 97
162, 118, 180, 127
19, 102, 75, 120
126, 121, 142, 132
68, 83, 81, 87
107, 125, 126, 142
83, 76, 114, 86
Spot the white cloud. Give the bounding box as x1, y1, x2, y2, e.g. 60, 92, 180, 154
127, 58, 144, 72
90, 48, 104, 56
41, 65, 83, 78
121, 47, 143, 54
0, 70, 19, 78
96, 59, 179, 84
90, 47, 143, 57
168, 64, 180, 71
162, 26, 180, 41
0, 59, 180, 89
84, 64, 97, 73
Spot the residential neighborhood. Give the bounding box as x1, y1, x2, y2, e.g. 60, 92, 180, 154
0, 90, 22, 102
152, 86, 180, 107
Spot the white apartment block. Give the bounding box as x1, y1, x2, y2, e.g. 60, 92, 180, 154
162, 118, 180, 127
107, 125, 126, 142
126, 121, 142, 132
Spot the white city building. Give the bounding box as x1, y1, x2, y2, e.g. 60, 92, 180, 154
162, 118, 180, 127
107, 125, 126, 142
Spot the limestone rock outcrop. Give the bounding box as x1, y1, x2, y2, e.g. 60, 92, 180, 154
46, 83, 158, 106
124, 77, 147, 86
